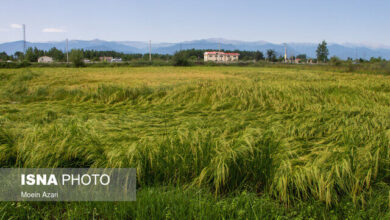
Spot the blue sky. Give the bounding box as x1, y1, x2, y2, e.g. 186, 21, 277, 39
0, 0, 389, 46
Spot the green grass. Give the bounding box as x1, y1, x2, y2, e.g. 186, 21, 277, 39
0, 66, 389, 219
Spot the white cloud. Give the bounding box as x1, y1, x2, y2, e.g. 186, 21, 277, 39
10, 24, 22, 29
42, 28, 66, 33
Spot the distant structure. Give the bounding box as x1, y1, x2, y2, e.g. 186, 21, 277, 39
111, 58, 122, 63
99, 56, 113, 62
99, 56, 122, 63
83, 59, 91, 63
204, 51, 239, 62
37, 56, 53, 63
284, 44, 287, 62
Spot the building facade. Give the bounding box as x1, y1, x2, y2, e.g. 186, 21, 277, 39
99, 56, 113, 62
204, 51, 239, 62
37, 56, 53, 63
111, 58, 122, 63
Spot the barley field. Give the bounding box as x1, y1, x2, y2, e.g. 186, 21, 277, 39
0, 66, 389, 219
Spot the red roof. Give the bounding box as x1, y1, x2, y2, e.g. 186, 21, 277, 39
204, 51, 239, 55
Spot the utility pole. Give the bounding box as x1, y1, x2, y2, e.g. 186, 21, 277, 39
66, 38, 69, 63
149, 40, 152, 62
23, 24, 26, 53
284, 43, 287, 63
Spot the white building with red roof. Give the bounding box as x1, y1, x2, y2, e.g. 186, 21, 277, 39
204, 51, 239, 62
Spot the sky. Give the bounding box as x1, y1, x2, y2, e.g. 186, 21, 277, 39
0, 0, 389, 46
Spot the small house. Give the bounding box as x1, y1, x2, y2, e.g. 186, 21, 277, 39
111, 58, 122, 63
99, 56, 113, 62
204, 52, 239, 63
37, 56, 53, 63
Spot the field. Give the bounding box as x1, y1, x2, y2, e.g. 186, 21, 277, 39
0, 66, 389, 219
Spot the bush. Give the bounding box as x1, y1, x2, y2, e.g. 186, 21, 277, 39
69, 50, 85, 67
330, 56, 342, 66
173, 52, 191, 66
0, 61, 31, 68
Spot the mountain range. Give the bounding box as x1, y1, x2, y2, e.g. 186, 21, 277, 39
1, 38, 390, 59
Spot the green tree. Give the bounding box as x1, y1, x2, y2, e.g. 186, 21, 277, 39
47, 47, 65, 61
266, 49, 276, 62
296, 54, 307, 60
329, 56, 342, 66
0, 52, 10, 61
14, 51, 24, 60
369, 57, 384, 63
316, 40, 329, 63
69, 49, 84, 67
25, 47, 38, 62
172, 51, 190, 66
254, 51, 264, 61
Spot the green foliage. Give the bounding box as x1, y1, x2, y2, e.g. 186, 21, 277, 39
267, 49, 277, 62
0, 60, 31, 68
330, 56, 342, 66
316, 40, 329, 63
0, 52, 12, 61
3, 186, 388, 219
47, 47, 65, 61
172, 51, 191, 66
70, 49, 85, 67
296, 54, 307, 62
25, 47, 45, 62
13, 51, 24, 60
254, 50, 264, 61
370, 56, 386, 63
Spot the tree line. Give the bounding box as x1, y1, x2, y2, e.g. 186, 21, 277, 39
1, 41, 388, 66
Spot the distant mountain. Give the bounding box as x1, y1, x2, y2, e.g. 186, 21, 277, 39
0, 39, 143, 55
1, 38, 390, 59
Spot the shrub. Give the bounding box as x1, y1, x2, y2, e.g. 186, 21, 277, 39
330, 56, 342, 66
173, 52, 191, 66
69, 49, 85, 67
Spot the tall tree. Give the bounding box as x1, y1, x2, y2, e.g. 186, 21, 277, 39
14, 51, 24, 60
266, 49, 276, 62
316, 40, 329, 63
0, 52, 10, 61
254, 51, 264, 61
47, 47, 65, 61
69, 49, 84, 67
25, 47, 38, 62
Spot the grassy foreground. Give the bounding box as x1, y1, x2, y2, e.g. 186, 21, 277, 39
0, 66, 389, 219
